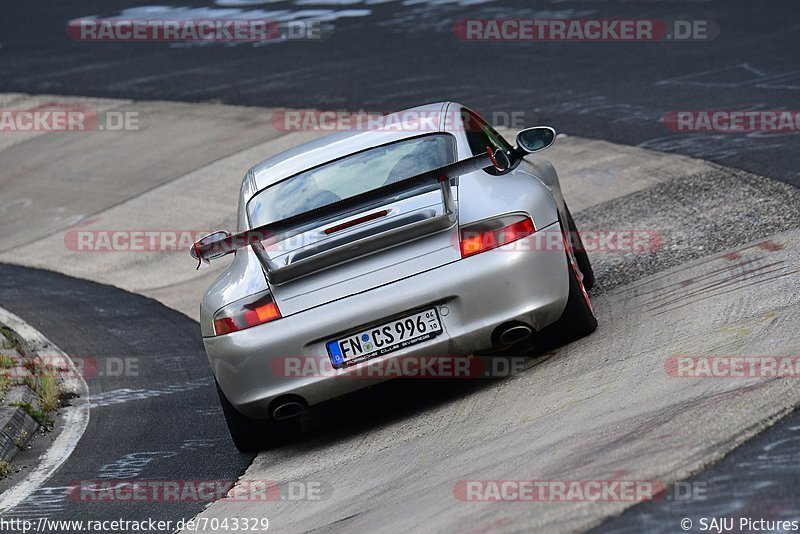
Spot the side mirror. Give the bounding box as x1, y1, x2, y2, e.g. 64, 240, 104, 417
515, 126, 557, 154
190, 230, 231, 261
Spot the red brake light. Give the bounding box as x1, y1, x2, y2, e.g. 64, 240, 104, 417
459, 215, 536, 258
324, 209, 389, 234
213, 291, 281, 335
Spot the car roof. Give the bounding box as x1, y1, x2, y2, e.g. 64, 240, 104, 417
250, 102, 457, 192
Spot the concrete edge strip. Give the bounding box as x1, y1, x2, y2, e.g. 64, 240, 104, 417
0, 306, 90, 514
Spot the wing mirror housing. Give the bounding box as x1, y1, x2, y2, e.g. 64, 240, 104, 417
514, 126, 557, 155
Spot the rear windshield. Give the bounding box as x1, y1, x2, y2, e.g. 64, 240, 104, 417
247, 134, 454, 228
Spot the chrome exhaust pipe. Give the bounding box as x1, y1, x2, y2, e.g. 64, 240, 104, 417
272, 401, 304, 420
498, 324, 533, 346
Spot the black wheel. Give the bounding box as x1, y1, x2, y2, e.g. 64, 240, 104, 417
564, 206, 595, 290
550, 249, 598, 343
216, 379, 301, 452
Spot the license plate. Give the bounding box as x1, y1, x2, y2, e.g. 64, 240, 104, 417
326, 308, 443, 367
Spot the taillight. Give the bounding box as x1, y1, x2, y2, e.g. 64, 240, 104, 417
213, 290, 281, 335
459, 214, 536, 258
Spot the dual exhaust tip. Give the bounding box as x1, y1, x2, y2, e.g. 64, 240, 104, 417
496, 323, 533, 347
271, 400, 305, 420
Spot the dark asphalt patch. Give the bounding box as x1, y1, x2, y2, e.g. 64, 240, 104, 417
1, 0, 799, 185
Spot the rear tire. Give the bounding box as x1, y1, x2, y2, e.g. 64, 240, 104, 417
564, 206, 595, 290
550, 250, 598, 344
216, 380, 301, 452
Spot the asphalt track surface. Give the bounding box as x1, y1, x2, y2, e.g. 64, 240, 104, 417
1, 0, 800, 533
2, 115, 800, 533
0, 264, 254, 528
1, 0, 799, 185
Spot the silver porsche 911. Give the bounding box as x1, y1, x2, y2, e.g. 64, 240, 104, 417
191, 102, 597, 451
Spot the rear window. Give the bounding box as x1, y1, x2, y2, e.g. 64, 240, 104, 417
247, 134, 454, 228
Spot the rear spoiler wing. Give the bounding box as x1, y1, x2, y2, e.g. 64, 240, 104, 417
191, 147, 507, 270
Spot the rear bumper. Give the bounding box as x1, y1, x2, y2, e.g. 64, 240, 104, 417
204, 221, 569, 418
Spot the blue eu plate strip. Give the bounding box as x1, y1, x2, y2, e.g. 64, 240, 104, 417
327, 341, 344, 365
